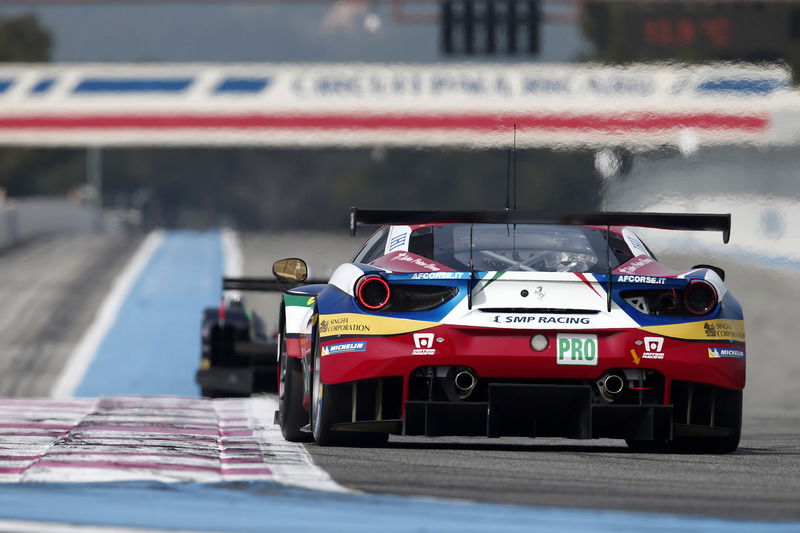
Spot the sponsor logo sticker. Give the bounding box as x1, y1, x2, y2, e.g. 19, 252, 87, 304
493, 315, 591, 325
319, 316, 371, 335
641, 319, 745, 343
642, 336, 665, 360
617, 275, 667, 285
391, 251, 441, 272
388, 233, 407, 252
412, 332, 436, 355
618, 257, 654, 275
556, 333, 598, 365
322, 341, 367, 356
708, 347, 745, 359
318, 313, 437, 338
410, 272, 468, 280
624, 229, 651, 258
703, 321, 745, 341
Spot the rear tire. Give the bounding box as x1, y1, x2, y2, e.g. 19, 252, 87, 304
279, 348, 311, 442
671, 433, 741, 454
669, 390, 742, 454
311, 338, 388, 447
627, 390, 742, 454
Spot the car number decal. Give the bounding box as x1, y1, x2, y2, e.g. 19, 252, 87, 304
556, 334, 598, 366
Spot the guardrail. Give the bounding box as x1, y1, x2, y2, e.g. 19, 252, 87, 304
0, 198, 111, 250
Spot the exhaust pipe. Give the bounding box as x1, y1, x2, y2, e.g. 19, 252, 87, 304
597, 373, 625, 402
453, 369, 477, 399
603, 374, 625, 395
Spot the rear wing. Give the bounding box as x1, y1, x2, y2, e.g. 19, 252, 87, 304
350, 208, 731, 243
223, 277, 329, 292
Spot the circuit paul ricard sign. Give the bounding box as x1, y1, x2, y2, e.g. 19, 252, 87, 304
0, 63, 792, 148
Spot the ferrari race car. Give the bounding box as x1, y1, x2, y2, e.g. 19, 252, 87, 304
273, 209, 745, 453
195, 292, 277, 397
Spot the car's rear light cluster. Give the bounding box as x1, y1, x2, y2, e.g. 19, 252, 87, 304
622, 280, 718, 316
683, 280, 718, 315
355, 276, 391, 310
354, 275, 458, 312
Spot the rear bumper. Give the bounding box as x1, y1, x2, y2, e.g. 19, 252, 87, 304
328, 380, 740, 440
318, 324, 744, 439
404, 384, 673, 440
320, 324, 746, 394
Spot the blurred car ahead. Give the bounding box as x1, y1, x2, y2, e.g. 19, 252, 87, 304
196, 293, 277, 397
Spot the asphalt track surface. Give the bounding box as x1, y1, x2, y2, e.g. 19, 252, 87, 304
0, 234, 138, 396
240, 236, 800, 522
0, 232, 798, 525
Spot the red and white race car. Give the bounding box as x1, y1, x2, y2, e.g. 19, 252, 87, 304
273, 209, 745, 453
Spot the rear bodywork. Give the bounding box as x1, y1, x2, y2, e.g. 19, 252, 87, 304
280, 211, 745, 447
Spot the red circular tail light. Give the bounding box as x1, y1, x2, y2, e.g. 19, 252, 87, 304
355, 275, 391, 310
683, 280, 718, 315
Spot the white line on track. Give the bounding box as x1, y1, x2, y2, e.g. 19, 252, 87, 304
50, 231, 165, 399
0, 520, 201, 533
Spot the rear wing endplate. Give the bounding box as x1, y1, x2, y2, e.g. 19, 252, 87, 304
350, 208, 731, 243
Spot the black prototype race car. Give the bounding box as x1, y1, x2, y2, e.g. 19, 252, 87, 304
195, 293, 278, 397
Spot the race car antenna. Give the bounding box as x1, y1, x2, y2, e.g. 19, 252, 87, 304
505, 124, 518, 212
513, 124, 517, 210
606, 225, 612, 312
468, 222, 474, 310
505, 125, 518, 265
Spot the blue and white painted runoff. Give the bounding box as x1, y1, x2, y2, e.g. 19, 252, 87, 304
0, 481, 798, 533
74, 231, 223, 397
0, 230, 797, 532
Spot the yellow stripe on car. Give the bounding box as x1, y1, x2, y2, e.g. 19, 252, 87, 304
640, 319, 745, 342
319, 313, 438, 338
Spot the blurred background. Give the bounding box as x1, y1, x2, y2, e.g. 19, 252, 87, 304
0, 1, 798, 409
0, 0, 795, 237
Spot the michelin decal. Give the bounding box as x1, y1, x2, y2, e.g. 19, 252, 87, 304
322, 341, 367, 356
708, 347, 745, 359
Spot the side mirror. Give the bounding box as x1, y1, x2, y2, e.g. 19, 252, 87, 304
692, 264, 725, 282
272, 258, 308, 283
